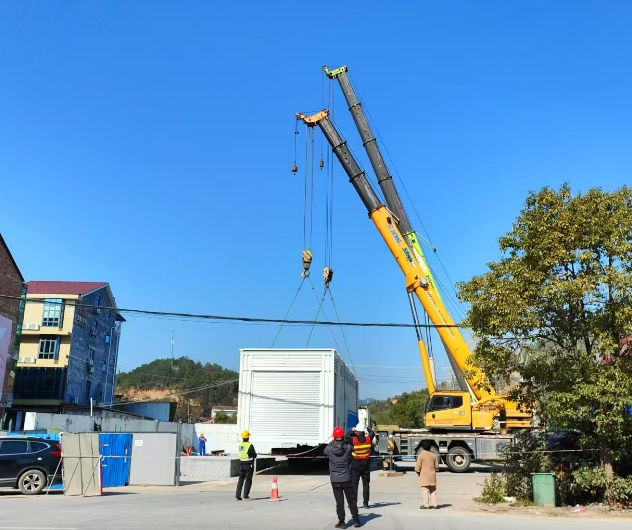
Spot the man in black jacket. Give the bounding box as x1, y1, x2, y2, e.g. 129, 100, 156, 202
346, 423, 375, 509
324, 426, 362, 528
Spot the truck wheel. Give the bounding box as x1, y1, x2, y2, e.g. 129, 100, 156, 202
18, 469, 46, 495
445, 446, 471, 473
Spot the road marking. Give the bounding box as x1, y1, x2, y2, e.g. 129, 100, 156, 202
0, 527, 77, 530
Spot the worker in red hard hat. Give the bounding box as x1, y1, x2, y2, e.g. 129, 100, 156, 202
324, 426, 362, 528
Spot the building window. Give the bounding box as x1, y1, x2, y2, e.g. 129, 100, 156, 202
105, 333, 110, 344
91, 319, 98, 337
107, 309, 112, 319
95, 295, 101, 307
102, 361, 107, 372
42, 299, 64, 327
38, 337, 60, 360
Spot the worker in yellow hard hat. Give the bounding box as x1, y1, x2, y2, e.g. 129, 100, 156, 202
236, 429, 257, 500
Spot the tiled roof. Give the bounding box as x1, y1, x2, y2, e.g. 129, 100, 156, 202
26, 281, 108, 296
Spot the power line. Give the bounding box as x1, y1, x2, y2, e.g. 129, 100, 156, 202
0, 293, 465, 329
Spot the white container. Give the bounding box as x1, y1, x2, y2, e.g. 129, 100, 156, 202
237, 348, 358, 454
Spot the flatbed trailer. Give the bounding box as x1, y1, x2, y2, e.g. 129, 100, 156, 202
375, 427, 514, 472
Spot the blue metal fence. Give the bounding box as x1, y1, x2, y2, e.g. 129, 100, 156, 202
99, 433, 132, 487
8, 431, 132, 489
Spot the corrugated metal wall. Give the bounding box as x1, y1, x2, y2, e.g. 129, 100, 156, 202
99, 433, 132, 487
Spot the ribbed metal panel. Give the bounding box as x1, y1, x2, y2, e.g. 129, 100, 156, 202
238, 349, 358, 452
100, 433, 132, 488
249, 371, 321, 439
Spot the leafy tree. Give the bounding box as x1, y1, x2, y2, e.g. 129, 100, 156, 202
458, 184, 632, 480
390, 390, 430, 429
214, 412, 237, 424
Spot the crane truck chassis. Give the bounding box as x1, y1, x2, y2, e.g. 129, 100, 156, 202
375, 428, 513, 472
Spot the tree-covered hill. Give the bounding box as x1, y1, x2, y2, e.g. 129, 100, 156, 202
116, 357, 238, 420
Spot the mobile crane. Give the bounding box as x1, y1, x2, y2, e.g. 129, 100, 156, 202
296, 69, 532, 471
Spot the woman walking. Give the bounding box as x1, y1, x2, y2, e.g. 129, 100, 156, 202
414, 440, 439, 509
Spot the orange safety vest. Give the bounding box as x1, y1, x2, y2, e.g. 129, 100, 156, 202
351, 435, 372, 460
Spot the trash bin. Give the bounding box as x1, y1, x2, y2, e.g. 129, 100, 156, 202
531, 473, 556, 506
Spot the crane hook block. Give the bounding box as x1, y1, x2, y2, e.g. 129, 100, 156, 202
319, 156, 324, 170
323, 266, 334, 288
301, 249, 313, 278
292, 163, 298, 174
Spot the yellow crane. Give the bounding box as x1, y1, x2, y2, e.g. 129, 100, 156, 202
296, 100, 531, 433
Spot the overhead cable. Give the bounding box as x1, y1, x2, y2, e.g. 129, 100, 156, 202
0, 293, 465, 329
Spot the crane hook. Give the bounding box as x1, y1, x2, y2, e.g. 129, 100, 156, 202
323, 266, 334, 289
292, 162, 298, 174
301, 249, 313, 278
319, 156, 324, 170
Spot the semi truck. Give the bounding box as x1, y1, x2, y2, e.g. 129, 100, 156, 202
293, 65, 533, 472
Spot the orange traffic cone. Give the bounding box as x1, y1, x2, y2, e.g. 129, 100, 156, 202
270, 475, 280, 501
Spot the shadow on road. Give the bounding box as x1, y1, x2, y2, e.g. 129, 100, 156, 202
369, 502, 401, 508
357, 513, 383, 524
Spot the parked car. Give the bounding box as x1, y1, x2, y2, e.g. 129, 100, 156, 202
0, 436, 63, 494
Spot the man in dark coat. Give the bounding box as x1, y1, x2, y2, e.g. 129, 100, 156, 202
324, 426, 362, 528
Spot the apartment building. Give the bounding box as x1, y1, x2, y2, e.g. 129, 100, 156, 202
12, 281, 124, 420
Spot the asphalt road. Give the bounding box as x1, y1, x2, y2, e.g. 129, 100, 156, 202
1, 489, 631, 530
0, 462, 629, 529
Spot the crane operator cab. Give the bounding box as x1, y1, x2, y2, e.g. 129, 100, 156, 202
425, 392, 496, 431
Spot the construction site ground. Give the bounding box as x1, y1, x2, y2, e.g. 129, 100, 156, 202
1, 462, 630, 529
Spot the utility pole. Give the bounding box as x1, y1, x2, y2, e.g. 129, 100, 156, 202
170, 328, 175, 383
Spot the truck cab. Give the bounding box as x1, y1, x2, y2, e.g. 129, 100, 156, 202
424, 392, 495, 431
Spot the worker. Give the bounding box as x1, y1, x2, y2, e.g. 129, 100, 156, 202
414, 439, 439, 509
324, 426, 362, 528
236, 429, 257, 500
198, 432, 207, 457
346, 423, 374, 509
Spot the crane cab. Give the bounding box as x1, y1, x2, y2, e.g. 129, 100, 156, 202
425, 392, 497, 431
425, 392, 472, 430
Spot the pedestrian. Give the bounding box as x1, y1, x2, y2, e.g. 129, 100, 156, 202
198, 432, 207, 456
346, 422, 375, 509
324, 426, 362, 529
236, 429, 257, 500
414, 439, 439, 509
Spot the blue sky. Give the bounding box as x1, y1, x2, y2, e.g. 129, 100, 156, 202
1, 1, 631, 399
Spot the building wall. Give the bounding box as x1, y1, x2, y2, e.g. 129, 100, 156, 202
0, 240, 25, 416
19, 294, 77, 368
23, 412, 197, 450
65, 287, 121, 407
15, 285, 122, 410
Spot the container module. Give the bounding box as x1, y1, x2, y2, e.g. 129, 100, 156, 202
237, 348, 358, 455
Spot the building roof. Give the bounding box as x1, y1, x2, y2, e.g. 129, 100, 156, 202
27, 281, 109, 296
0, 233, 25, 282
26, 281, 125, 321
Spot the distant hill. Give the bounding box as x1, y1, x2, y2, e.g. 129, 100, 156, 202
116, 356, 238, 422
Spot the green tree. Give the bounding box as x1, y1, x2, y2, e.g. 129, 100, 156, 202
390, 390, 430, 429
458, 184, 632, 479
214, 412, 237, 424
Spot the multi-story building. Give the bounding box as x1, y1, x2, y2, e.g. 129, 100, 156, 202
13, 281, 124, 420
0, 233, 26, 424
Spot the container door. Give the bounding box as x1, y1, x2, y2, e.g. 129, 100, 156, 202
249, 371, 321, 446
